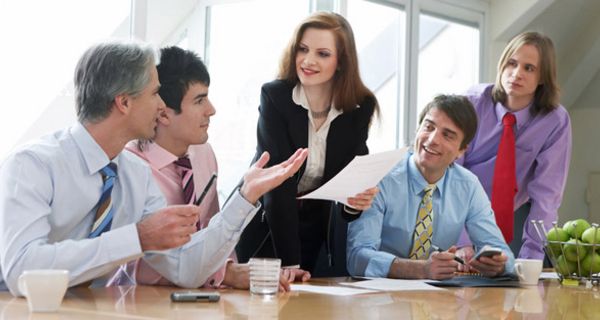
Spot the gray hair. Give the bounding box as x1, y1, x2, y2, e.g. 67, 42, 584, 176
74, 41, 159, 123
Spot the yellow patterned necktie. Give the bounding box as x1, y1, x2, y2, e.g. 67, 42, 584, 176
409, 184, 436, 260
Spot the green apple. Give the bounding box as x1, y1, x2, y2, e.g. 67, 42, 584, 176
546, 227, 569, 256
563, 220, 573, 231
582, 226, 600, 245
555, 255, 576, 276
580, 251, 600, 275
564, 219, 591, 239
563, 238, 588, 262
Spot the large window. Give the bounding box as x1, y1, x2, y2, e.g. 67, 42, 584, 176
202, 0, 310, 200
417, 12, 480, 120
347, 0, 406, 153
1, 0, 484, 205
0, 0, 131, 159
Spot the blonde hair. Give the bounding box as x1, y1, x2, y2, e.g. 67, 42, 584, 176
492, 31, 560, 115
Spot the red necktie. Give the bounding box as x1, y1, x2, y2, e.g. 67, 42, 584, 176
492, 113, 517, 243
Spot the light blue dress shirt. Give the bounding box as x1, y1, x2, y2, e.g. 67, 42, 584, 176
347, 152, 515, 278
0, 123, 259, 296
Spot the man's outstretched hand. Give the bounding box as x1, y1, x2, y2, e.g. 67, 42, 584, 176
240, 148, 308, 204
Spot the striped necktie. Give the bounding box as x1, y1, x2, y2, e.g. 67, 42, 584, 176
174, 156, 195, 204
409, 184, 436, 260
89, 162, 117, 238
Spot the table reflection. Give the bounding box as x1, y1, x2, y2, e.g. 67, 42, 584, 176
1, 279, 599, 319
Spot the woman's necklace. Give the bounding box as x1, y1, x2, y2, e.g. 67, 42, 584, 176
310, 107, 331, 119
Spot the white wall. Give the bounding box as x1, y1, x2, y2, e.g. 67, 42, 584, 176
560, 72, 600, 223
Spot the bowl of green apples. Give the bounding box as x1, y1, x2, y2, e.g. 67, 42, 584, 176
532, 219, 600, 286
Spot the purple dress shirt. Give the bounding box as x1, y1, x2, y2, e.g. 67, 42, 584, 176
456, 84, 572, 259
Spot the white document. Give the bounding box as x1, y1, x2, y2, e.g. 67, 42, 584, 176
539, 272, 559, 280
290, 284, 377, 296
298, 148, 408, 207
340, 278, 445, 292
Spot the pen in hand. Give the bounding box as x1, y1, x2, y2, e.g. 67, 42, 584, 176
431, 244, 465, 265
194, 173, 217, 206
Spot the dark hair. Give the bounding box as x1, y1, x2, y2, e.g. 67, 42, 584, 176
278, 11, 379, 116
418, 94, 478, 149
492, 31, 559, 116
157, 46, 210, 114
74, 41, 157, 123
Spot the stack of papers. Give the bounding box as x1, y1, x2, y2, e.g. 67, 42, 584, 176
340, 278, 445, 291
290, 284, 376, 296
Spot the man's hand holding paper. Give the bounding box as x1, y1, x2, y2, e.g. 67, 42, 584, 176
346, 187, 379, 210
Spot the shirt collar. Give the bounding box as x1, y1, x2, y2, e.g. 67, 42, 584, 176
70, 122, 115, 175
494, 101, 532, 130
407, 151, 446, 198
143, 142, 180, 170
292, 84, 343, 117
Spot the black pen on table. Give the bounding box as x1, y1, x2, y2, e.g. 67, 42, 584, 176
431, 244, 465, 265
194, 173, 217, 206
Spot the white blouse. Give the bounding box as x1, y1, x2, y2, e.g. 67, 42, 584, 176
292, 85, 343, 193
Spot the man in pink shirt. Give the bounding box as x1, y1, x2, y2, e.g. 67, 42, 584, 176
115, 46, 287, 289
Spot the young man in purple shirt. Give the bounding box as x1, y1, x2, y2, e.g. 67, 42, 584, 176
456, 32, 572, 260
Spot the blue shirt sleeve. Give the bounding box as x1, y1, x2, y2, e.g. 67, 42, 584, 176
347, 182, 397, 277
464, 178, 515, 274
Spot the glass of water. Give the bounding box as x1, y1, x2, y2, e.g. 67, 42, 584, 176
249, 258, 281, 295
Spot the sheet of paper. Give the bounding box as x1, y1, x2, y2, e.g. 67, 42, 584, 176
298, 148, 408, 207
290, 284, 377, 296
539, 272, 559, 279
339, 278, 445, 291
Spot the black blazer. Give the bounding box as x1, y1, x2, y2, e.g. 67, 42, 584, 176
237, 80, 375, 267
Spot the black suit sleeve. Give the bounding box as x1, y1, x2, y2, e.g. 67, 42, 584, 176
254, 83, 303, 267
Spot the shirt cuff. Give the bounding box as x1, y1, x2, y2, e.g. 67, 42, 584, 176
343, 205, 361, 215
364, 251, 397, 278
105, 224, 143, 262
203, 259, 233, 288
457, 228, 472, 248
282, 265, 301, 269
221, 190, 261, 231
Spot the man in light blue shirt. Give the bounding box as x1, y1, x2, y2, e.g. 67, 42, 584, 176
347, 95, 514, 279
0, 41, 307, 296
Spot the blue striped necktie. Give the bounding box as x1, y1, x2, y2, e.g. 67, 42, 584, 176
174, 156, 195, 204
89, 162, 118, 238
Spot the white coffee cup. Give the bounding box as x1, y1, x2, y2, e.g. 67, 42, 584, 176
249, 258, 280, 295
514, 259, 543, 286
18, 269, 69, 312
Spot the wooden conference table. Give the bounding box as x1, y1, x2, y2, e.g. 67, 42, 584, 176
1, 277, 598, 319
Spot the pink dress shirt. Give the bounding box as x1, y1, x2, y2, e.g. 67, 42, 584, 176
110, 141, 231, 288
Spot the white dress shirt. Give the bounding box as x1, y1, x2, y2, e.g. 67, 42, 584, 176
0, 123, 259, 296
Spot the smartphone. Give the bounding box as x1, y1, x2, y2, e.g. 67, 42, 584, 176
474, 246, 503, 260
170, 291, 220, 302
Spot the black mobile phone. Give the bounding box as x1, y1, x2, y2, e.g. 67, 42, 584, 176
474, 246, 503, 260
170, 291, 220, 302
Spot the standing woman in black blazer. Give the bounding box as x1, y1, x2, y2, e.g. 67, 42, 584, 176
236, 12, 379, 280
